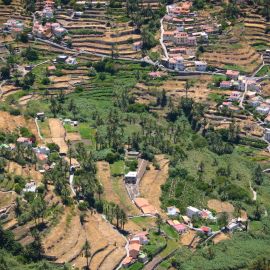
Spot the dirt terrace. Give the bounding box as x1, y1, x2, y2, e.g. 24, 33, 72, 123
43, 207, 126, 270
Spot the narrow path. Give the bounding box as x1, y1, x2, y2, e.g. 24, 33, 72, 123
34, 117, 44, 141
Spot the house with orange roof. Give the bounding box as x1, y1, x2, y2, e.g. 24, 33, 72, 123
122, 256, 134, 268
129, 243, 141, 258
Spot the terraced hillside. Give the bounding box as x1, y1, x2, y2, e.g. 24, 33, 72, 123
243, 11, 270, 51
56, 5, 142, 59
201, 42, 262, 74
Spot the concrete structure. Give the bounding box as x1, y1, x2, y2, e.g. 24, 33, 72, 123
256, 105, 270, 115
194, 61, 207, 71
264, 128, 270, 142
66, 57, 77, 65
129, 243, 141, 258
167, 206, 180, 216
220, 81, 232, 89
186, 206, 200, 218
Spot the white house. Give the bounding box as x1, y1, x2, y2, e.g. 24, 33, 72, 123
66, 57, 77, 65
167, 206, 180, 216
194, 61, 207, 71
186, 206, 200, 218
256, 105, 270, 115
23, 181, 37, 193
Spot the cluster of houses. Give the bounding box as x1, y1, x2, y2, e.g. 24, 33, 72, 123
33, 21, 67, 39
161, 1, 220, 71
33, 0, 67, 39
165, 205, 244, 238
219, 70, 264, 114
122, 232, 149, 268
3, 19, 24, 38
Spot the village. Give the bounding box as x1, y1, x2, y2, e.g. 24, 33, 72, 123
0, 0, 270, 269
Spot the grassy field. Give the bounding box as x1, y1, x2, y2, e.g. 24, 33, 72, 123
110, 160, 125, 176
256, 65, 270, 77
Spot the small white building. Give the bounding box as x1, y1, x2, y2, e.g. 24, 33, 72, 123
167, 206, 180, 216
124, 171, 137, 184
265, 128, 270, 142
194, 61, 207, 71
186, 206, 200, 218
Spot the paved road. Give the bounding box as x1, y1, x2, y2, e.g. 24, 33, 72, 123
159, 17, 168, 59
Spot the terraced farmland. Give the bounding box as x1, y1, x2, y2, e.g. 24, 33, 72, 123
56, 5, 142, 59
243, 11, 270, 51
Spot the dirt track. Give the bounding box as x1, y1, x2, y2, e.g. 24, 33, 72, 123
139, 155, 169, 214
48, 119, 68, 154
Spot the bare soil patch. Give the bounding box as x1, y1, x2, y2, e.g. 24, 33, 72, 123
207, 199, 235, 213
48, 118, 68, 154
181, 230, 199, 248
212, 232, 230, 244
72, 212, 126, 270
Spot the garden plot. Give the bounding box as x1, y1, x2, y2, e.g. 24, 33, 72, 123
0, 111, 41, 143
139, 155, 169, 215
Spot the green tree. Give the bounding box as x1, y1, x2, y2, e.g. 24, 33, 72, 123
254, 165, 263, 185
0, 66, 10, 79
156, 214, 163, 234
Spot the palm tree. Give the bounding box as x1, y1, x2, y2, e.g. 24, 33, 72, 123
120, 209, 127, 230
96, 183, 103, 201
83, 240, 91, 270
